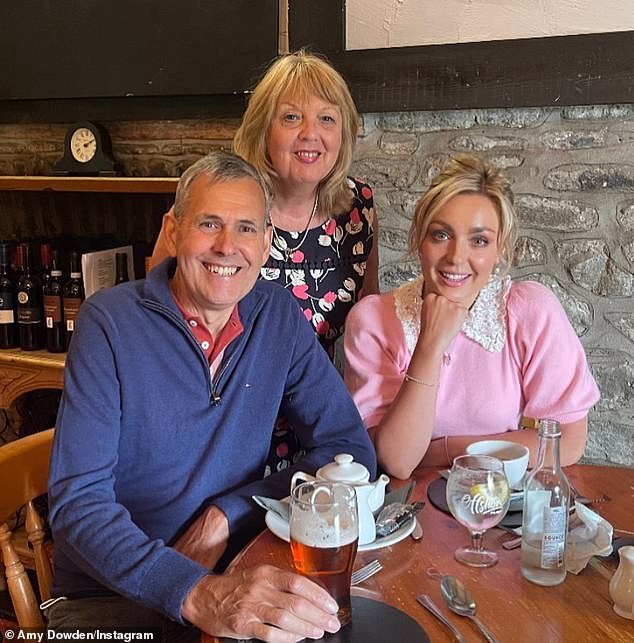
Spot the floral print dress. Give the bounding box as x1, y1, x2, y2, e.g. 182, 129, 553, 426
260, 177, 376, 474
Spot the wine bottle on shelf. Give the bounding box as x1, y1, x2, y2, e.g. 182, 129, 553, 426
43, 249, 65, 353
114, 252, 130, 285
40, 242, 53, 291
13, 242, 25, 283
16, 243, 45, 351
63, 251, 85, 348
0, 242, 18, 349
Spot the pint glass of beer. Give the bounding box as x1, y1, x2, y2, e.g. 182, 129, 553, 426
290, 481, 359, 626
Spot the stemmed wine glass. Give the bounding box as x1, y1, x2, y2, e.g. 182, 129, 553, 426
446, 454, 510, 567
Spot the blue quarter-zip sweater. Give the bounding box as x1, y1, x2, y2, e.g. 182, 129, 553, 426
48, 258, 376, 623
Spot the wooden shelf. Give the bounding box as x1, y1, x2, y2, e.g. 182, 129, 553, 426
0, 176, 178, 194
0, 348, 65, 409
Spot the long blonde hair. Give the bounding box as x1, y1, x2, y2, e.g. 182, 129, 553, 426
408, 155, 518, 273
233, 50, 359, 215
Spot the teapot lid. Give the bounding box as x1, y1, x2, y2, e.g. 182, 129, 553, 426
317, 454, 370, 483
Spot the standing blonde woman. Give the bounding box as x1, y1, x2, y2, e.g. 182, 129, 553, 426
344, 155, 599, 479
232, 49, 379, 357
152, 51, 379, 471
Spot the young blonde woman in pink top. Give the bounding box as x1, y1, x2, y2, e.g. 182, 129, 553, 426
344, 155, 600, 479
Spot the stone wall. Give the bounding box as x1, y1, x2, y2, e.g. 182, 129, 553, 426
353, 105, 634, 467
1, 104, 632, 466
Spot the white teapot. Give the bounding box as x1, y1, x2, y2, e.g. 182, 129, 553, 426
291, 454, 389, 545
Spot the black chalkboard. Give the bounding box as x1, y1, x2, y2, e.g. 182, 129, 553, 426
0, 0, 278, 100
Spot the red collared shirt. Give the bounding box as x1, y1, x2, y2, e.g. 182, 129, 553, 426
172, 298, 243, 373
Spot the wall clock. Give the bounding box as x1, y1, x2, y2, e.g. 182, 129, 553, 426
54, 121, 122, 176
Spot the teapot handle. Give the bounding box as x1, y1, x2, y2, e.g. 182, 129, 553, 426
291, 471, 316, 492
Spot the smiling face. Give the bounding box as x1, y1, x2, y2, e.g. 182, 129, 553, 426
266, 93, 343, 193
419, 193, 502, 307
165, 175, 271, 335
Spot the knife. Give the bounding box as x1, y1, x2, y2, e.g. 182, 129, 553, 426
375, 501, 425, 537
417, 594, 466, 642
411, 517, 424, 541
252, 495, 289, 522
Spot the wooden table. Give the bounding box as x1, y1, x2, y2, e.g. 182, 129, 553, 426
204, 464, 634, 642
0, 348, 65, 409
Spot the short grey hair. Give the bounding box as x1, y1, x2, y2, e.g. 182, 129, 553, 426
173, 151, 272, 224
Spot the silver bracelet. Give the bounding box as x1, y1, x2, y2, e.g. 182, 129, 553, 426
404, 373, 439, 388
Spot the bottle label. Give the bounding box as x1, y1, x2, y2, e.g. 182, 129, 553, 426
0, 309, 14, 324
44, 294, 63, 326
17, 307, 42, 323
64, 297, 82, 331
540, 506, 566, 568
18, 291, 29, 305
0, 291, 13, 313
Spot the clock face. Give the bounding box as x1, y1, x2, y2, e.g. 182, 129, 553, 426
70, 127, 97, 163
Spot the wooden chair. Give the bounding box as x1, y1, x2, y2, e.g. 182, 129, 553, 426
0, 429, 54, 630
520, 416, 539, 430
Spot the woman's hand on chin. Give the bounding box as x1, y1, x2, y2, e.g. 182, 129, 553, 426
418, 292, 469, 355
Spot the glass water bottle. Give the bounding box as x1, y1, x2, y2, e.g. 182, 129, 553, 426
521, 419, 570, 586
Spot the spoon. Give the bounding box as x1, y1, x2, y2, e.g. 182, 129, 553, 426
440, 575, 499, 643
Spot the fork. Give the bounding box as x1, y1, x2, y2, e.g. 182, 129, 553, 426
575, 493, 612, 506
569, 480, 612, 506
351, 559, 383, 585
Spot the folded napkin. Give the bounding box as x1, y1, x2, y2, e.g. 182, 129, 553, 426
382, 480, 415, 510
566, 501, 613, 574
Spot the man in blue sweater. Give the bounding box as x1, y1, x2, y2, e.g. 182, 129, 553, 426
47, 151, 376, 641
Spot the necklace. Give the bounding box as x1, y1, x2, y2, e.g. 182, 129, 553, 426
271, 192, 319, 261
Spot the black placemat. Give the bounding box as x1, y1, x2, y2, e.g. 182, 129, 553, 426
221, 596, 429, 643
613, 536, 634, 554
427, 477, 523, 528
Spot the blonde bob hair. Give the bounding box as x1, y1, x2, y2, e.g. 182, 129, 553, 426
233, 49, 359, 215
408, 155, 518, 273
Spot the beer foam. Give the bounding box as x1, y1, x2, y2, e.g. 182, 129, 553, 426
290, 515, 358, 548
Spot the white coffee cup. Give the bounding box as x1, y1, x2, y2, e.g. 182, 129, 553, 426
465, 440, 529, 488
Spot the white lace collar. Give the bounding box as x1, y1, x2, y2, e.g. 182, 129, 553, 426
393, 274, 511, 353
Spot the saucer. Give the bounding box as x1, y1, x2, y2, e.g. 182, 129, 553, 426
265, 510, 416, 551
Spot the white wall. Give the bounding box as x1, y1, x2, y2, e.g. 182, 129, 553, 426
347, 0, 634, 50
